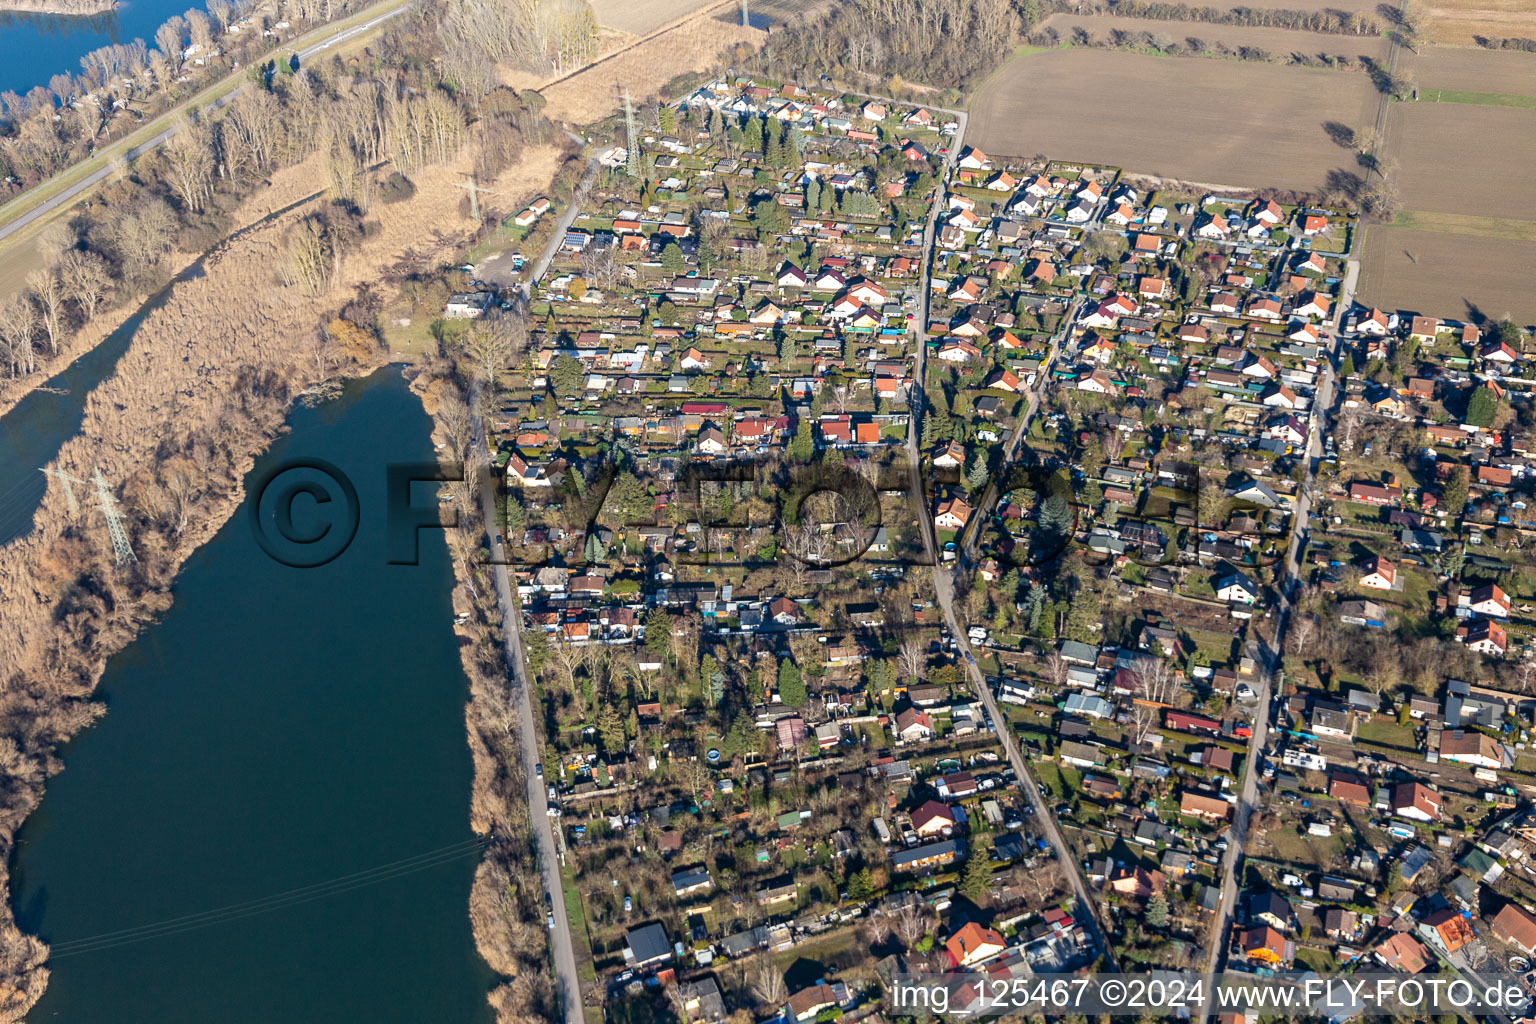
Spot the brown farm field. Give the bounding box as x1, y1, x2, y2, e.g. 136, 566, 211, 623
968, 49, 1378, 191
1359, 226, 1536, 322
1407, 46, 1536, 94
1036, 14, 1392, 62
1385, 102, 1536, 217
1416, 0, 1536, 46
589, 0, 718, 34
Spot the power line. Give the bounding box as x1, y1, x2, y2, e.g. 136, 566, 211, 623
45, 837, 491, 959
623, 86, 640, 178
41, 467, 85, 514
454, 173, 498, 223
92, 467, 136, 566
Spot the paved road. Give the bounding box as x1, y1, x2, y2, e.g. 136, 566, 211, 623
0, 0, 417, 246
958, 296, 1081, 567
478, 131, 594, 295
1194, 261, 1352, 1021
857, 87, 1120, 970
459, 145, 599, 1024
473, 428, 584, 1024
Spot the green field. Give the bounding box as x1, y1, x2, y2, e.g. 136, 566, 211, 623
1419, 89, 1536, 111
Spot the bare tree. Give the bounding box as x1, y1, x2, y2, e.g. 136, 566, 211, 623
206, 0, 233, 34
1513, 658, 1536, 696
155, 15, 187, 76
0, 294, 39, 377
25, 270, 66, 355
162, 117, 215, 213
1287, 613, 1318, 659
898, 634, 926, 680
467, 318, 519, 402
35, 221, 76, 266
1018, 858, 1063, 906
1043, 650, 1068, 689
750, 963, 786, 1009
58, 250, 111, 321
894, 903, 928, 949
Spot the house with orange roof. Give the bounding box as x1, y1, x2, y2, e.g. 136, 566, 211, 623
945, 922, 1006, 969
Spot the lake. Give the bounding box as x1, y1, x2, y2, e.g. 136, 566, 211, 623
10, 368, 495, 1023
0, 0, 192, 98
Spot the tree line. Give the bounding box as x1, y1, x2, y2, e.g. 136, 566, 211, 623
1029, 21, 1375, 67
1053, 0, 1381, 35
0, 0, 391, 195
0, 8, 575, 385
758, 0, 1041, 93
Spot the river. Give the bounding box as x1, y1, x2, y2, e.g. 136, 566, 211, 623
0, 0, 191, 98
9, 367, 495, 1023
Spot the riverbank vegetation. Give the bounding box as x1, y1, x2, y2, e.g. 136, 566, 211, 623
0, 4, 588, 1016
415, 367, 561, 1022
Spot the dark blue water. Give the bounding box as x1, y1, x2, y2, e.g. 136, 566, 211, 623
10, 368, 495, 1023
0, 0, 190, 98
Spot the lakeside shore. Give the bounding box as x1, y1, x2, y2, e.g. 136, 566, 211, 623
0, 146, 559, 1021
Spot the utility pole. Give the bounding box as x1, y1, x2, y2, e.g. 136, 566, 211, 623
454, 174, 498, 223
623, 87, 640, 179
41, 467, 86, 514
93, 468, 137, 566
740, 0, 748, 26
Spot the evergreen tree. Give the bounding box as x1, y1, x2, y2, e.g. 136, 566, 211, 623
702, 653, 725, 706
645, 608, 672, 657
1443, 465, 1469, 515
1147, 894, 1169, 929
965, 457, 991, 495
743, 116, 763, 154
960, 843, 992, 903
805, 179, 821, 212
595, 701, 625, 754
789, 418, 815, 462
660, 242, 685, 275
1466, 384, 1500, 427
1000, 569, 1021, 605
847, 868, 875, 901
778, 658, 807, 707
1023, 584, 1046, 633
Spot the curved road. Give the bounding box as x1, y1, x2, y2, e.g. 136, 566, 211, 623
850, 83, 1121, 970
0, 0, 417, 246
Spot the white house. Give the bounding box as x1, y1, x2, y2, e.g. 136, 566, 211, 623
1216, 572, 1259, 605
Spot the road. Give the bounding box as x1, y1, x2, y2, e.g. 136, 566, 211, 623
476, 131, 595, 295
1194, 259, 1353, 1021
460, 162, 600, 1024
957, 295, 1082, 567
860, 88, 1120, 970
473, 420, 584, 1024
0, 0, 418, 246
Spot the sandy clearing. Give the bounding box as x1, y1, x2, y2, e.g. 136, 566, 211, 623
1359, 225, 1536, 322
1385, 102, 1536, 218
1037, 13, 1392, 61
539, 16, 765, 122
968, 49, 1378, 192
